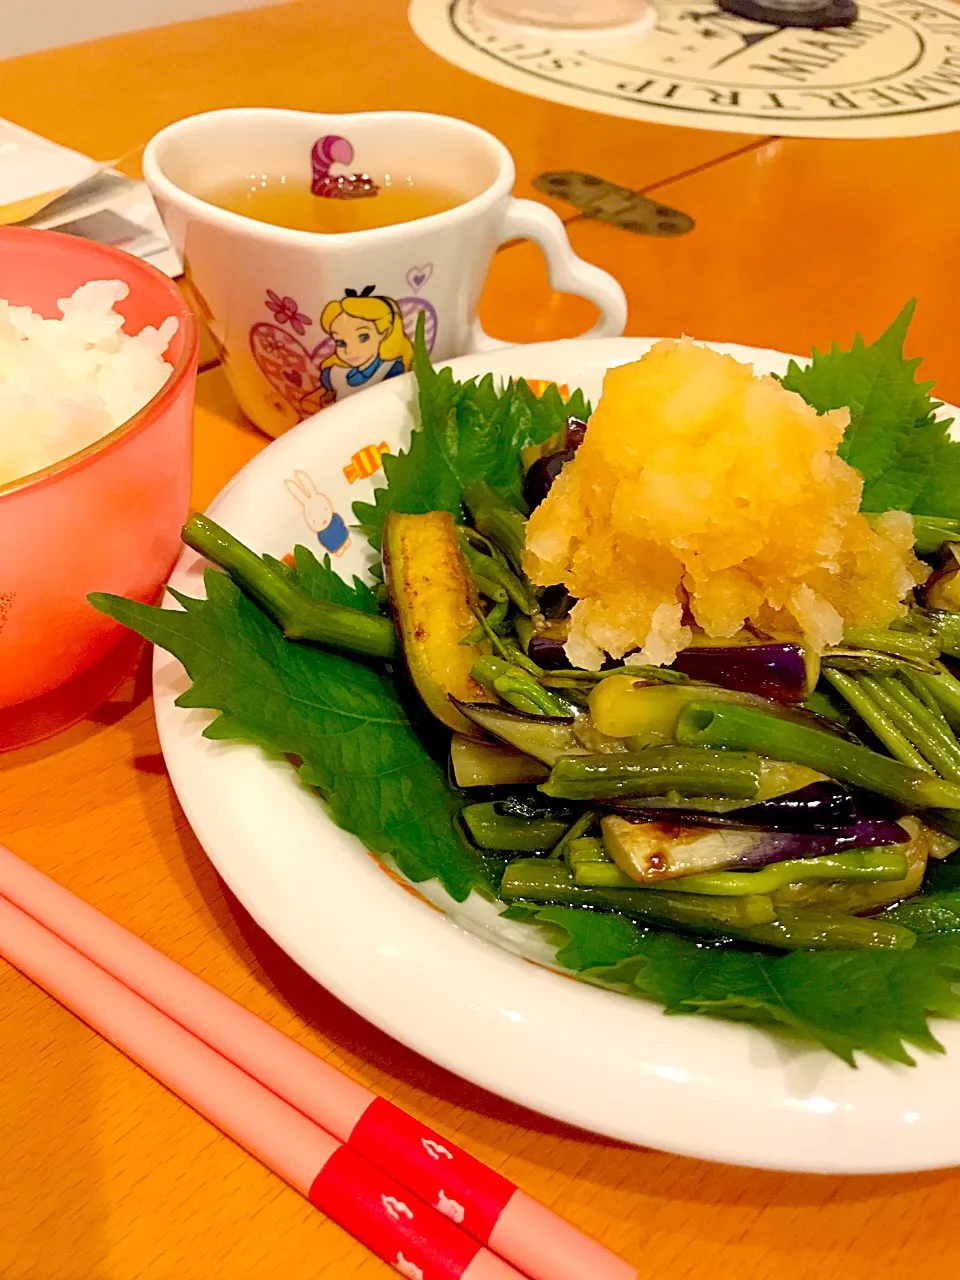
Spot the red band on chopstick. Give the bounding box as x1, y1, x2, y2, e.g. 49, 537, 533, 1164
310, 1144, 482, 1279
349, 1098, 515, 1244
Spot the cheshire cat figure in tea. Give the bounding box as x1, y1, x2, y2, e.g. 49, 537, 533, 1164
311, 135, 379, 199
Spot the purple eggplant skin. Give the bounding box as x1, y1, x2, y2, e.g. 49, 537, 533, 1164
528, 632, 572, 670
608, 810, 910, 870
528, 590, 577, 669
539, 585, 577, 620
730, 819, 909, 867
565, 417, 588, 449
523, 447, 577, 510
527, 637, 839, 714
609, 781, 890, 832
522, 419, 589, 510
669, 642, 810, 704
735, 780, 857, 829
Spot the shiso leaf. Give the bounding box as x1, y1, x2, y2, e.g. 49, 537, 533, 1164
91, 554, 492, 902
781, 301, 960, 517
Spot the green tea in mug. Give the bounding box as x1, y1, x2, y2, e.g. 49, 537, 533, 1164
203, 173, 463, 233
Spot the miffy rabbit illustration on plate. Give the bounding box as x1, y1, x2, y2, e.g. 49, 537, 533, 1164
285, 471, 351, 557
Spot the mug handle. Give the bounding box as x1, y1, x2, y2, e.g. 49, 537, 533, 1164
468, 197, 627, 353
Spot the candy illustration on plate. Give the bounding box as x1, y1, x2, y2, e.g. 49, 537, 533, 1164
343, 441, 391, 484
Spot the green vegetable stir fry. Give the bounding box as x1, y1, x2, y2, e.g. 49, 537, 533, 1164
94, 305, 960, 1066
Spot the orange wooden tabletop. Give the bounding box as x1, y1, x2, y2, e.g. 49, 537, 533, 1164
481, 132, 960, 402
3, 3, 960, 1279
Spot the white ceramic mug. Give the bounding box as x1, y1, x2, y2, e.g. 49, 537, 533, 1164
143, 108, 627, 438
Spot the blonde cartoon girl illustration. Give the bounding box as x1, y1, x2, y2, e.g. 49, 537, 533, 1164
316, 286, 414, 401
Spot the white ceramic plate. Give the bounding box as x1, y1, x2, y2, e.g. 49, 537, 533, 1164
154, 337, 960, 1174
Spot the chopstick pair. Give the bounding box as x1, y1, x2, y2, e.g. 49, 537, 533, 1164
0, 846, 635, 1280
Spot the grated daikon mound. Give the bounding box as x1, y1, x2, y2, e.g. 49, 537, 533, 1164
524, 338, 926, 670
0, 280, 178, 487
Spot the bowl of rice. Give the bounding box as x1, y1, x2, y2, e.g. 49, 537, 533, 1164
0, 225, 199, 749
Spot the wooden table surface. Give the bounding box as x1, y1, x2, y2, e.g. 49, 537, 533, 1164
3, 3, 960, 1277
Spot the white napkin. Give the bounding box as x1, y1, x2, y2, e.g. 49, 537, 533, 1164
0, 118, 180, 276
0, 118, 106, 220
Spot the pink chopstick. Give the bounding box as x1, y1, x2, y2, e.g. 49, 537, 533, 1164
0, 891, 527, 1280
0, 847, 636, 1280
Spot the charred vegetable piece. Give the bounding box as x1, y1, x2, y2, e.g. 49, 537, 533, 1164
450, 735, 549, 787
500, 858, 775, 935
602, 815, 771, 882
462, 802, 570, 852
669, 642, 817, 704
599, 812, 909, 883
676, 700, 960, 810
923, 543, 960, 612
541, 747, 763, 802
382, 511, 489, 738
452, 700, 581, 765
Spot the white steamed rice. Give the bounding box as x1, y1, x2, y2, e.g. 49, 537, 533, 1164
0, 279, 178, 487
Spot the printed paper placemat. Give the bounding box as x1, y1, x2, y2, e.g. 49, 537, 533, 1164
409, 0, 960, 138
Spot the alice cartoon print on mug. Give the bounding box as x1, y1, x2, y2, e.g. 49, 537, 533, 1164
285, 471, 351, 557
250, 271, 438, 424
314, 286, 412, 403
